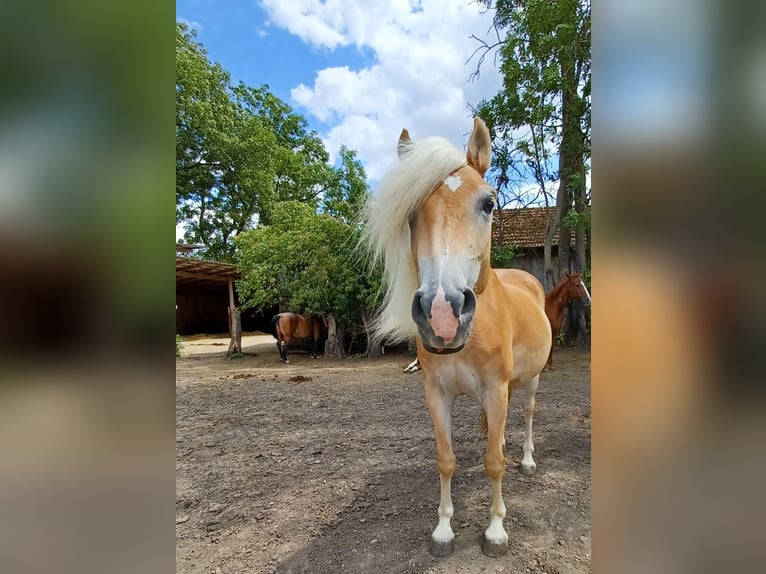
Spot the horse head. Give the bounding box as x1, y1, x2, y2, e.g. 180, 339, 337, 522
565, 272, 591, 304
403, 118, 496, 354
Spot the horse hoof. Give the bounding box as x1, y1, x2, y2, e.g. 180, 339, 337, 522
520, 463, 537, 476
429, 538, 454, 557
482, 537, 508, 557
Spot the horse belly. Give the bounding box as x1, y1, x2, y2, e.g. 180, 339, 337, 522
510, 310, 551, 381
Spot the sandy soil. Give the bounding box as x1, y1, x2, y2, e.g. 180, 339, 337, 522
176, 334, 591, 573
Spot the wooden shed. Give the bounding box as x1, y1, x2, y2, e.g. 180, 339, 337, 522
175, 250, 241, 336
492, 206, 571, 289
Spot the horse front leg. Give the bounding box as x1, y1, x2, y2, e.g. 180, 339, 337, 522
424, 381, 457, 557
482, 384, 510, 557
546, 328, 554, 370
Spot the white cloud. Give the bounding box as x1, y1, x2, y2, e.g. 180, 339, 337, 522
177, 17, 204, 31
259, 0, 503, 180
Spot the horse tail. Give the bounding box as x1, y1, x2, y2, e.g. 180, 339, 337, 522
270, 314, 281, 339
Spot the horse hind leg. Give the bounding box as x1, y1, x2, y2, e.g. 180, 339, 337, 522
520, 375, 540, 475
311, 330, 319, 359
282, 340, 290, 363
276, 334, 289, 363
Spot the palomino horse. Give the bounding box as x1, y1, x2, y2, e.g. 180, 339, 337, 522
544, 272, 591, 369
364, 118, 551, 557
271, 312, 323, 363
404, 272, 542, 374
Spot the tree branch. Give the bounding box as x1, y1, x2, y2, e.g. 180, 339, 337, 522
466, 33, 504, 83
177, 160, 229, 172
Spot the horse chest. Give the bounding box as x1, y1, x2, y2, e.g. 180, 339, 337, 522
427, 359, 493, 402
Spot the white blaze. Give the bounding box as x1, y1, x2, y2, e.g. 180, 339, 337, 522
444, 175, 462, 191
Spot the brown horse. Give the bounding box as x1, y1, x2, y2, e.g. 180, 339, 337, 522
544, 272, 591, 369
364, 118, 551, 558
271, 313, 323, 363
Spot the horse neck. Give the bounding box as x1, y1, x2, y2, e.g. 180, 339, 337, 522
547, 281, 573, 312
473, 255, 493, 295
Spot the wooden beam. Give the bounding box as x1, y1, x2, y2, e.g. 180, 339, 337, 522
176, 270, 237, 283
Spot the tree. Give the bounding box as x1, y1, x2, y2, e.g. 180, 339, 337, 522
322, 146, 369, 224
473, 0, 591, 289
234, 201, 382, 358
176, 23, 335, 260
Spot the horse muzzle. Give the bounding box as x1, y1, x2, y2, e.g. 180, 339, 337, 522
411, 286, 476, 354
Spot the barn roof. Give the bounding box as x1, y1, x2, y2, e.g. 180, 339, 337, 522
493, 206, 555, 248
176, 257, 240, 290
176, 243, 204, 254
492, 206, 573, 248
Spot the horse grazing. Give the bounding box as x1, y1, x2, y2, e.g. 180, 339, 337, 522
271, 313, 323, 363
544, 272, 591, 369
364, 118, 551, 558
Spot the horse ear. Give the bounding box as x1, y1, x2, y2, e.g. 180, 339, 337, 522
466, 117, 491, 178
398, 128, 412, 160
565, 271, 571, 278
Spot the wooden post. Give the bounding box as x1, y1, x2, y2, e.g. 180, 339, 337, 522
227, 280, 242, 357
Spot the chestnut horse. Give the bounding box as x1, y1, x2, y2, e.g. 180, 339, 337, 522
364, 118, 550, 557
544, 272, 591, 369
271, 312, 323, 363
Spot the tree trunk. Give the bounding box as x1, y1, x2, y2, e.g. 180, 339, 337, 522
558, 49, 588, 346
544, 152, 569, 292
362, 310, 383, 358
227, 307, 242, 357
324, 313, 345, 359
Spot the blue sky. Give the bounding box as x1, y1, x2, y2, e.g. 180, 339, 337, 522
176, 0, 504, 182
177, 1, 375, 118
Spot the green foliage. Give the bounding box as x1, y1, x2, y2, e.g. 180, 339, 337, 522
474, 0, 591, 205
176, 334, 182, 357
322, 146, 369, 224
563, 206, 590, 230
235, 201, 383, 327
490, 244, 518, 268
176, 23, 338, 261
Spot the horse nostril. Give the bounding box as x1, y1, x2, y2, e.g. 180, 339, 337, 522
461, 288, 476, 319
412, 290, 428, 322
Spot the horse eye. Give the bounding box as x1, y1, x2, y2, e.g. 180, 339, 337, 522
482, 198, 495, 215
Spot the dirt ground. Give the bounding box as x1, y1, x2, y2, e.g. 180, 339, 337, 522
176, 333, 591, 574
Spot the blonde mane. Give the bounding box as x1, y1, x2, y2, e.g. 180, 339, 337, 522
363, 136, 467, 342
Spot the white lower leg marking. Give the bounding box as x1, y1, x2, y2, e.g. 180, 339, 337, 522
522, 376, 539, 470
485, 516, 508, 544
432, 476, 454, 543
403, 359, 420, 372
485, 480, 507, 544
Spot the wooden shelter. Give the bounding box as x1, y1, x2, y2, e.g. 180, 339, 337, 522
492, 207, 575, 289
175, 245, 242, 353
